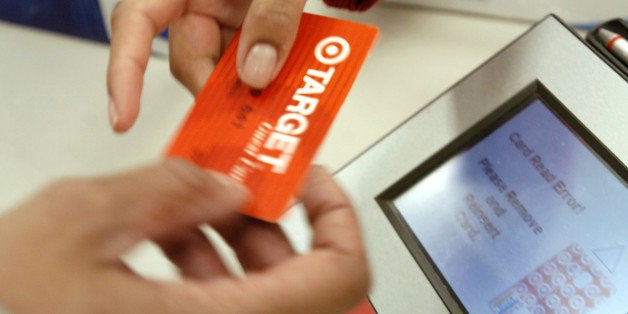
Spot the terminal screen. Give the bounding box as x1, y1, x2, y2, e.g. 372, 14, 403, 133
392, 96, 628, 313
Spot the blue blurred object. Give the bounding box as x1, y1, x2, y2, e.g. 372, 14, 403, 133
0, 0, 109, 42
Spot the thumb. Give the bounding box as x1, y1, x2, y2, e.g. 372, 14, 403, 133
87, 159, 251, 260
236, 0, 307, 89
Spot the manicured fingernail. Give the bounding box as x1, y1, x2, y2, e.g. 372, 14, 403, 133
108, 98, 118, 128
241, 43, 277, 89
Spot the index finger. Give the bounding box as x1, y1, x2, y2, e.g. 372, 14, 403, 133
223, 166, 370, 313
106, 0, 186, 132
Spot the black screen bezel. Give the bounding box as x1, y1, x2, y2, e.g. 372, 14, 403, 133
375, 81, 628, 313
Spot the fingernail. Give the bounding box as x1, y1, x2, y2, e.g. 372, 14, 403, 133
241, 43, 277, 89
108, 98, 119, 128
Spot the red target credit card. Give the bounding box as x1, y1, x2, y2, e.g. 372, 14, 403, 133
166, 13, 378, 222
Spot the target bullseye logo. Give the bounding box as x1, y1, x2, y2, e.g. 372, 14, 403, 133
315, 36, 351, 65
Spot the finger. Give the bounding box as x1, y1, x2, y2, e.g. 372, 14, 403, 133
89, 159, 251, 260
162, 213, 293, 278
158, 196, 295, 277
107, 0, 186, 132
157, 228, 232, 279
237, 0, 307, 89
216, 216, 294, 272
168, 16, 222, 96
218, 166, 370, 313
163, 213, 294, 278
168, 0, 249, 95
302, 166, 365, 257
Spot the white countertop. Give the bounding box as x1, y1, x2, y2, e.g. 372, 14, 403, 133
0, 2, 532, 279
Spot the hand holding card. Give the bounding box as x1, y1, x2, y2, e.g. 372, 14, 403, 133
166, 13, 378, 222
